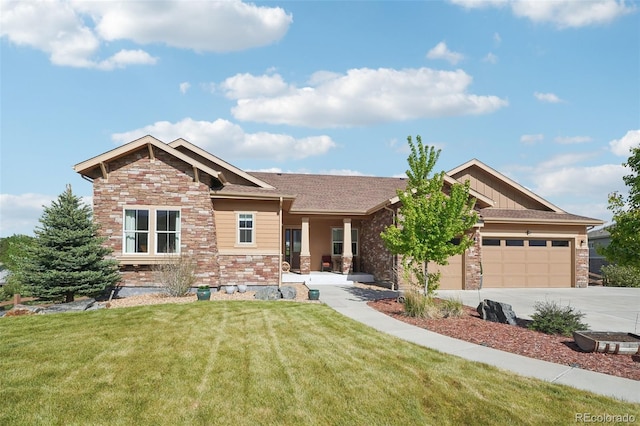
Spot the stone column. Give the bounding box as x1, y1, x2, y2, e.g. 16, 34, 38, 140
300, 217, 311, 274
464, 228, 482, 290
575, 238, 589, 288
341, 218, 353, 274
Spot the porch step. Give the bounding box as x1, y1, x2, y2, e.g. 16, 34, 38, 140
282, 272, 375, 285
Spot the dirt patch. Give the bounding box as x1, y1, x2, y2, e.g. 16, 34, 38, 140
367, 297, 640, 381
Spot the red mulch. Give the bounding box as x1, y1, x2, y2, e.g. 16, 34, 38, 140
367, 298, 640, 381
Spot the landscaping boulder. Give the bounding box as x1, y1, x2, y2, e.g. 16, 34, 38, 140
254, 287, 281, 301
477, 299, 518, 325
279, 286, 297, 300
42, 298, 96, 314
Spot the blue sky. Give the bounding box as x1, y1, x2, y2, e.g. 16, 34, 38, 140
1, 0, 639, 237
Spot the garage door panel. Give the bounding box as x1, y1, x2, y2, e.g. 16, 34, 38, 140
482, 238, 572, 288
429, 254, 463, 290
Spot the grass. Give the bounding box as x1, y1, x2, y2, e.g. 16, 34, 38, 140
1, 302, 638, 425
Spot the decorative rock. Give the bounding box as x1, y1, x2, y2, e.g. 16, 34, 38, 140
42, 298, 96, 314
279, 286, 297, 300
254, 287, 281, 301
477, 299, 518, 325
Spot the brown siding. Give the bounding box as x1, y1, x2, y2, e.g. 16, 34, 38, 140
93, 149, 219, 287
213, 199, 280, 253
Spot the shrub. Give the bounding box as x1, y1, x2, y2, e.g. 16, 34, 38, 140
402, 291, 446, 319
440, 297, 464, 318
601, 264, 640, 288
528, 300, 588, 336
154, 255, 197, 297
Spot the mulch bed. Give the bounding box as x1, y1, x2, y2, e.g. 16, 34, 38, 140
368, 298, 640, 381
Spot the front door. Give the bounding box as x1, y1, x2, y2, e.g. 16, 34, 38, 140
285, 228, 302, 270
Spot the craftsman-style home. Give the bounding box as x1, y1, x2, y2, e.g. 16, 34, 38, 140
74, 135, 603, 292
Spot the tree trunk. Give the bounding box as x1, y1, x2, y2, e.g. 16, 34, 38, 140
423, 261, 429, 296
65, 292, 74, 303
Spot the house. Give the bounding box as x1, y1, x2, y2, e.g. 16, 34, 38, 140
74, 135, 603, 293
588, 226, 611, 274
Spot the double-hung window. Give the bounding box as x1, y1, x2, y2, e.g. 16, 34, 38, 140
238, 213, 254, 244
123, 208, 181, 254
156, 210, 180, 253
332, 228, 358, 256
124, 209, 149, 253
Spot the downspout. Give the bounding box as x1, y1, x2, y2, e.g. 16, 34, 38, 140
383, 205, 397, 291
279, 196, 283, 288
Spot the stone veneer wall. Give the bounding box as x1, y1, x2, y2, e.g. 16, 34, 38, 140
92, 150, 220, 287
218, 255, 280, 286
299, 255, 311, 275
464, 229, 482, 290
575, 246, 589, 288
360, 208, 396, 284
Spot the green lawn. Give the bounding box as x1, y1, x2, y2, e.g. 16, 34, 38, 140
1, 301, 638, 425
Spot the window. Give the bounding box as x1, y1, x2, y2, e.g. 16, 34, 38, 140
552, 240, 569, 247
332, 228, 358, 256
124, 209, 149, 253
506, 239, 524, 247
528, 240, 547, 247
482, 238, 501, 246
238, 213, 254, 244
156, 210, 180, 253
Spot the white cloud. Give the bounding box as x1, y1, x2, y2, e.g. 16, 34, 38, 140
179, 82, 191, 94
0, 193, 56, 237
537, 152, 596, 169
534, 92, 564, 103
223, 68, 508, 128
218, 73, 290, 99
426, 41, 464, 65
111, 118, 337, 161
318, 169, 367, 176
520, 134, 544, 144
483, 52, 498, 64
96, 49, 158, 70
449, 0, 635, 28
0, 1, 292, 69
555, 136, 593, 144
531, 163, 627, 199
493, 32, 502, 45
609, 129, 640, 156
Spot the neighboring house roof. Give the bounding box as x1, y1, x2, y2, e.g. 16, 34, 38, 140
588, 226, 611, 239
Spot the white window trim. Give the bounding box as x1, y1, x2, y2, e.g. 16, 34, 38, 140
122, 206, 182, 256
236, 212, 256, 246
332, 227, 358, 256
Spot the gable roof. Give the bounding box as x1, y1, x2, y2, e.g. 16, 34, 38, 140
73, 135, 224, 183
479, 208, 603, 225
448, 159, 564, 212
168, 138, 274, 189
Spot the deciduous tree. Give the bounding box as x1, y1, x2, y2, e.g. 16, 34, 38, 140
601, 146, 640, 268
381, 136, 478, 296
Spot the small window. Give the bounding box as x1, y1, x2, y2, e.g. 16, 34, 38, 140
528, 240, 547, 247
552, 240, 569, 247
482, 239, 501, 246
124, 209, 149, 253
449, 237, 461, 245
332, 228, 343, 256
156, 210, 180, 253
238, 213, 254, 244
506, 239, 524, 247
332, 228, 359, 256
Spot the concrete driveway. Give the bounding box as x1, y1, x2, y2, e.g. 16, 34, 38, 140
436, 286, 640, 333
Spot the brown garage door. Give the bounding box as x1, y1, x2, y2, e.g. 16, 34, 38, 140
482, 238, 572, 288
429, 254, 463, 290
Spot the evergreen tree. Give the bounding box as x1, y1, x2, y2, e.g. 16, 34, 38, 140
601, 146, 640, 268
23, 185, 120, 302
381, 136, 478, 296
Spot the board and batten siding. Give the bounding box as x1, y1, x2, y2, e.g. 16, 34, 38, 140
213, 199, 280, 254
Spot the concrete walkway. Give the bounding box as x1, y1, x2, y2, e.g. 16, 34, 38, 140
312, 285, 640, 404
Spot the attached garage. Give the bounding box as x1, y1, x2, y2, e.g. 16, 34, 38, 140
430, 254, 464, 290
481, 238, 572, 288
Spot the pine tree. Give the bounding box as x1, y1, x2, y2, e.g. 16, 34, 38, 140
23, 185, 120, 302
381, 136, 478, 296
